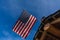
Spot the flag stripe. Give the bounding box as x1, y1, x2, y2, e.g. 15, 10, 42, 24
23, 18, 36, 38
17, 23, 24, 34
19, 15, 33, 36
14, 21, 22, 32
13, 20, 20, 31
21, 16, 34, 37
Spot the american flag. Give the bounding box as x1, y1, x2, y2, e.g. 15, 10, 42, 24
13, 10, 37, 38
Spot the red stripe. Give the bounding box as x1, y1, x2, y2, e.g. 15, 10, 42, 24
14, 21, 22, 32
17, 23, 24, 34
19, 15, 32, 36
13, 20, 20, 31
21, 16, 34, 37
23, 18, 36, 38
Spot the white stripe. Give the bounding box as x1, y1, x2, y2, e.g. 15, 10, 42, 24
14, 22, 22, 32
13, 20, 20, 31
21, 16, 34, 37
19, 15, 32, 35
17, 23, 24, 34
23, 18, 36, 38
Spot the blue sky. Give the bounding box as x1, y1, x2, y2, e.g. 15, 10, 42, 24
0, 0, 60, 40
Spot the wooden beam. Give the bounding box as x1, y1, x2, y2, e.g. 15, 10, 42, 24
44, 24, 60, 38
51, 18, 60, 24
